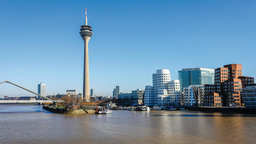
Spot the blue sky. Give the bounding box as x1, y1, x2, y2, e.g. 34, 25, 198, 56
0, 0, 255, 97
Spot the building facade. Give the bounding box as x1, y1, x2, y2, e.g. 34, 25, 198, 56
113, 86, 120, 98
241, 85, 256, 107
66, 90, 77, 95
38, 82, 46, 99
204, 64, 254, 107
118, 89, 144, 106
178, 68, 214, 92
204, 84, 221, 107
144, 86, 154, 106
90, 89, 94, 96
183, 85, 204, 106
144, 69, 182, 106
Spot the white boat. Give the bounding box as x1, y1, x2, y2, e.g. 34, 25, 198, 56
102, 109, 112, 114
141, 106, 150, 111
95, 106, 103, 114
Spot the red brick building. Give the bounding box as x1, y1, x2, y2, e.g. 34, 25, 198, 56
204, 64, 254, 107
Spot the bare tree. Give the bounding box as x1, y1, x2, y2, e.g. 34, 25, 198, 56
61, 96, 75, 109
61, 96, 83, 109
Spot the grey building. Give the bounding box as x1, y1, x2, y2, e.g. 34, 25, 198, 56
118, 89, 144, 106
90, 89, 94, 96
38, 82, 46, 99
113, 86, 120, 98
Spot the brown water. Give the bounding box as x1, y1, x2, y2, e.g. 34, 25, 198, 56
0, 105, 256, 144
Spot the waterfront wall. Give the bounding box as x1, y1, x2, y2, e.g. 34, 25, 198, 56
64, 109, 95, 114
188, 107, 256, 114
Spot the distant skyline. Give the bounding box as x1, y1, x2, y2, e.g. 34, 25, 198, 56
0, 0, 255, 97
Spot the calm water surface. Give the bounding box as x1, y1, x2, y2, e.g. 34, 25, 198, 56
0, 105, 256, 144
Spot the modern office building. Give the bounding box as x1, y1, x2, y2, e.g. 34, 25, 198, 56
118, 89, 144, 106
144, 69, 182, 106
90, 89, 94, 96
38, 82, 46, 99
178, 68, 214, 92
204, 64, 254, 107
113, 86, 120, 98
80, 8, 93, 102
241, 84, 256, 107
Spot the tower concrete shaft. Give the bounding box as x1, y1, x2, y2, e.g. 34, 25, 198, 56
83, 36, 91, 102
80, 18, 93, 102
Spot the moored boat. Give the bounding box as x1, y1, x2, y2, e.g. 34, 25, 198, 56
102, 109, 112, 114
153, 106, 161, 110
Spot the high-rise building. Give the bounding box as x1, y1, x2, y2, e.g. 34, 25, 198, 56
144, 69, 181, 106
113, 86, 120, 98
90, 89, 94, 96
80, 8, 93, 102
204, 64, 254, 107
178, 68, 214, 92
38, 82, 46, 99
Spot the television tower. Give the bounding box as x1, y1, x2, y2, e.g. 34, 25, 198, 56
79, 8, 93, 102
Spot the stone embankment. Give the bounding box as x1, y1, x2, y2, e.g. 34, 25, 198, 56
64, 109, 95, 114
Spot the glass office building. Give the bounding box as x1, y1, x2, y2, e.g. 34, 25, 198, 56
178, 68, 214, 92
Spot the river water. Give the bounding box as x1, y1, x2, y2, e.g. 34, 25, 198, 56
0, 105, 256, 144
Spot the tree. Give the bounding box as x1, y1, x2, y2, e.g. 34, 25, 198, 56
61, 96, 83, 109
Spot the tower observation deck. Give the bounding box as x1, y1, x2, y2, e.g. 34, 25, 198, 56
79, 8, 93, 102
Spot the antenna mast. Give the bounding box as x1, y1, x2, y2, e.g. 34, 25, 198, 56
85, 8, 87, 25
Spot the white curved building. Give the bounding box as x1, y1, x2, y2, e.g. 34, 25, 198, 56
153, 69, 171, 104
168, 80, 182, 105
168, 80, 180, 94
145, 69, 182, 106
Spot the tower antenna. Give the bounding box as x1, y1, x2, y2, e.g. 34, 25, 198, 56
85, 8, 87, 25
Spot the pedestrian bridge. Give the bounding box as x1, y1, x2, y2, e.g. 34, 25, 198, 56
0, 81, 60, 103
0, 100, 59, 104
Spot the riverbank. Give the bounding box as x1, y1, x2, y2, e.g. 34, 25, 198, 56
188, 107, 256, 114
42, 105, 95, 114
